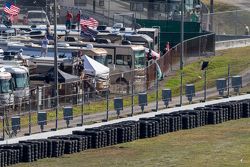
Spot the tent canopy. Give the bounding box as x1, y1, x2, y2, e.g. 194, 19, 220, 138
46, 68, 79, 83
82, 55, 110, 79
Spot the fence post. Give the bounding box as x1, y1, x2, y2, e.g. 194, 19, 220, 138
227, 64, 230, 97
198, 37, 201, 57
155, 62, 159, 111
179, 71, 183, 106
145, 67, 147, 92
36, 86, 39, 112
204, 69, 207, 101
235, 10, 238, 35
131, 79, 134, 116
81, 80, 84, 126
28, 94, 31, 135
108, 0, 110, 26
2, 105, 5, 140
106, 88, 109, 121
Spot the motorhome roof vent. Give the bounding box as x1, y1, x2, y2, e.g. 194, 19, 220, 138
122, 40, 131, 45
97, 25, 107, 31
86, 44, 94, 49
96, 38, 111, 44
120, 27, 126, 31
58, 43, 70, 47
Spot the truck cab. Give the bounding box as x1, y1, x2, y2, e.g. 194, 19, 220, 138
25, 10, 50, 25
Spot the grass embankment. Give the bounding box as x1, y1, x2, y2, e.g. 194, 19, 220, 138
202, 0, 250, 35
14, 118, 250, 167
202, 0, 238, 12
166, 47, 250, 96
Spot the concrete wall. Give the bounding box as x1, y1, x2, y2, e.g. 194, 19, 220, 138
216, 35, 250, 41
216, 38, 250, 50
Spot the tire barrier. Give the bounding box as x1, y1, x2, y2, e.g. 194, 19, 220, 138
0, 99, 250, 166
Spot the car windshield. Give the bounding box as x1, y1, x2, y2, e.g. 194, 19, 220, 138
0, 79, 11, 93
94, 55, 108, 66
134, 50, 145, 68
14, 73, 28, 89
28, 12, 47, 19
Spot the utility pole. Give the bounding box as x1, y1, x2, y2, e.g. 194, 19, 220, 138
93, 0, 96, 13
180, 0, 184, 106
54, 0, 59, 130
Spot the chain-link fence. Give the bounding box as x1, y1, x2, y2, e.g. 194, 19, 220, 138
202, 10, 250, 35
60, 0, 206, 27
0, 32, 248, 139
0, 61, 249, 139
0, 0, 208, 27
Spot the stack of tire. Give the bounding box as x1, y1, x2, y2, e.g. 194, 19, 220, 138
0, 99, 250, 166
112, 121, 139, 144
241, 100, 250, 117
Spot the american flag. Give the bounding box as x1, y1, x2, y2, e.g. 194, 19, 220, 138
80, 17, 99, 28
3, 2, 20, 15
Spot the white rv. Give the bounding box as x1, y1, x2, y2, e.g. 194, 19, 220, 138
0, 65, 30, 104
6, 42, 108, 75
0, 71, 14, 106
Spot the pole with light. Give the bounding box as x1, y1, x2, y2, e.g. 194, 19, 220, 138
53, 0, 59, 130
201, 61, 209, 102
179, 0, 184, 106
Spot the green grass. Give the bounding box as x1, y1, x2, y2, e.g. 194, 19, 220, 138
14, 118, 250, 167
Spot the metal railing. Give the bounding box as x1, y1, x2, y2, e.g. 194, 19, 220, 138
0, 61, 249, 139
